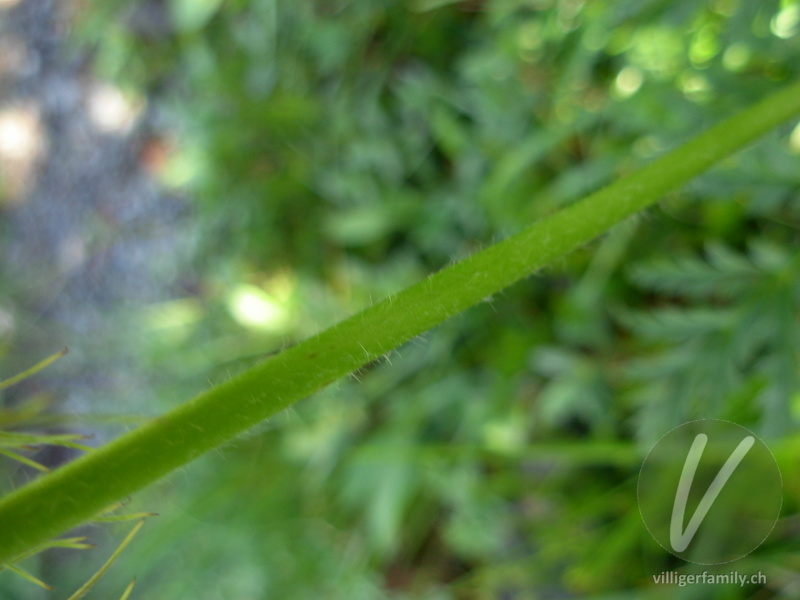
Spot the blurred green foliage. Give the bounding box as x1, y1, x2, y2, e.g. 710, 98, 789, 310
10, 0, 800, 597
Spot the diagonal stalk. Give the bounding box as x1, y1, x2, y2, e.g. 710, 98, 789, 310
0, 80, 799, 564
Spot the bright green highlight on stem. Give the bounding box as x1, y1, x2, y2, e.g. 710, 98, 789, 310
1, 81, 799, 563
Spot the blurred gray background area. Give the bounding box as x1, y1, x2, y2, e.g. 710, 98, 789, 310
0, 0, 195, 423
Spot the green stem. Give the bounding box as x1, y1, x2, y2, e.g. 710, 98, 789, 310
1, 81, 799, 563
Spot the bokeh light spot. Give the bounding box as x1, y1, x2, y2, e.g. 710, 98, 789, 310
614, 66, 643, 98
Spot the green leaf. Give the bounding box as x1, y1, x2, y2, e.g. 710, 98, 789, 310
1, 562, 54, 591
0, 449, 50, 473
66, 520, 146, 600
627, 243, 760, 299
169, 0, 224, 33
0, 348, 67, 391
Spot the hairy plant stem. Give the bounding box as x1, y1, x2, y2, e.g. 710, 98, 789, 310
0, 80, 799, 563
